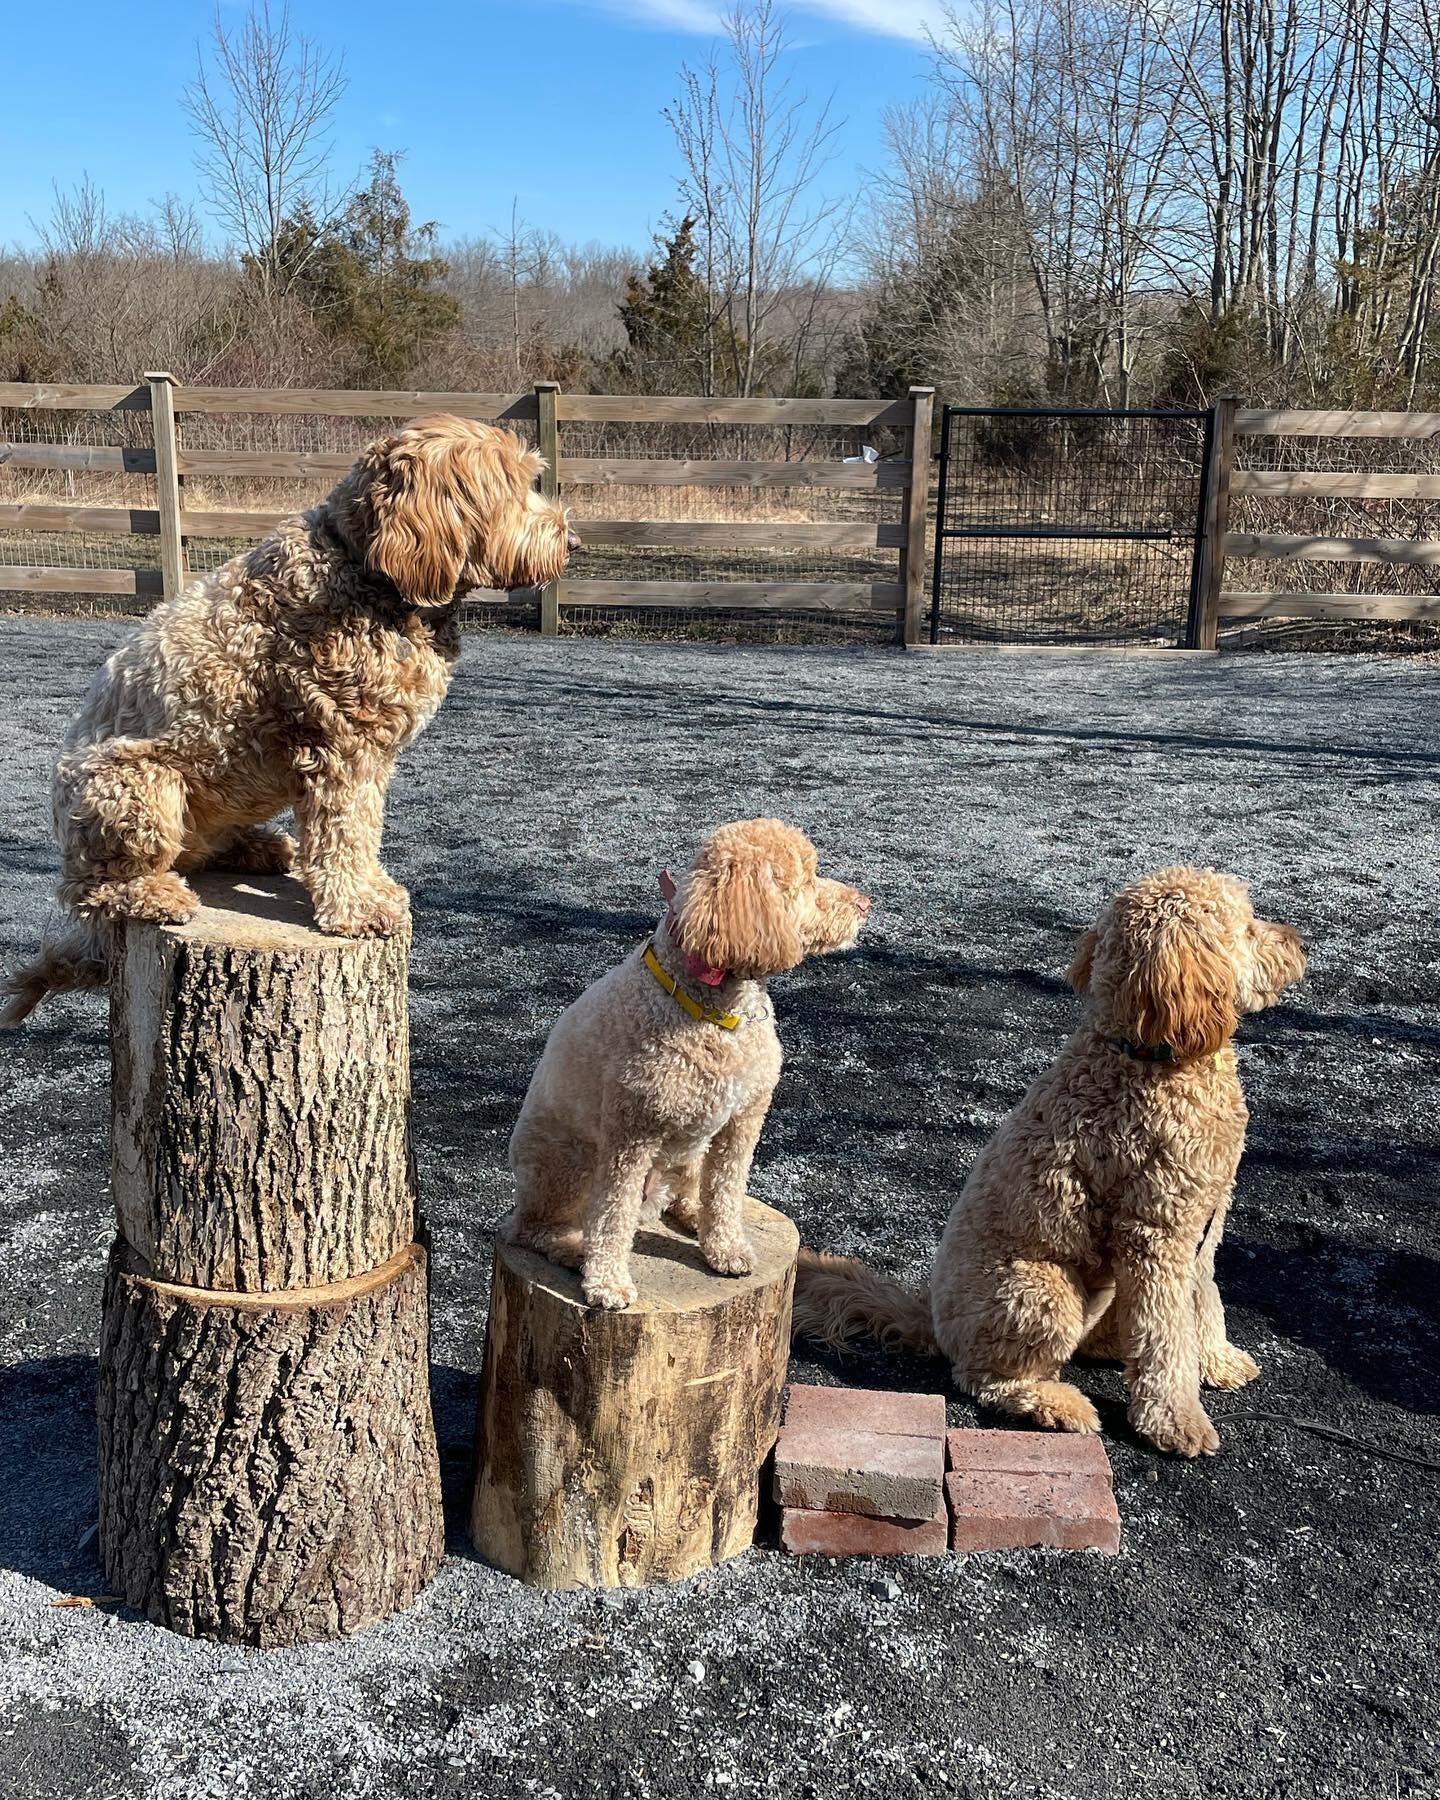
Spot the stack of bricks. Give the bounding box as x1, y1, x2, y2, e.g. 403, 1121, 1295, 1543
945, 1429, 1120, 1552
775, 1385, 1121, 1557
774, 1385, 949, 1555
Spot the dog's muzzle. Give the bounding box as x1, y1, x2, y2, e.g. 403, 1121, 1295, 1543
566, 528, 583, 550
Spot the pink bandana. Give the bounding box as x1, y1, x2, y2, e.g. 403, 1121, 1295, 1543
658, 869, 729, 986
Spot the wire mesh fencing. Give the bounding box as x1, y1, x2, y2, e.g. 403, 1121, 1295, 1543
1224, 427, 1440, 652
930, 408, 1210, 648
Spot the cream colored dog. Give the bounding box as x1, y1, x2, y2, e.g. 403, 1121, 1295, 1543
3, 415, 574, 1025
504, 818, 871, 1309
794, 867, 1306, 1456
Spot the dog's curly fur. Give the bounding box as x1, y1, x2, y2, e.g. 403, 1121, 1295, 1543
2, 414, 572, 1025
504, 818, 871, 1309
793, 867, 1306, 1457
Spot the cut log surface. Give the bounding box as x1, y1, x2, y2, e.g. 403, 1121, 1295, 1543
97, 1238, 444, 1647
111, 872, 414, 1291
471, 1198, 799, 1591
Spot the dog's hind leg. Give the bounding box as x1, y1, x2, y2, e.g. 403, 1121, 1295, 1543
953, 1259, 1100, 1434
504, 1114, 590, 1272
178, 823, 297, 877
56, 741, 198, 926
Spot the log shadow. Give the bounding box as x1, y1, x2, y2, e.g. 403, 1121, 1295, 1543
0, 1353, 488, 1584
431, 1360, 484, 1556
0, 1354, 102, 1591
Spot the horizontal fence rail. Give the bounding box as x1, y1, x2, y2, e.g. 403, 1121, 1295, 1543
0, 377, 931, 642
1216, 402, 1440, 628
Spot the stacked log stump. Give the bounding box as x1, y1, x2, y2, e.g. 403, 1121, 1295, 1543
97, 873, 444, 1646
471, 1198, 799, 1590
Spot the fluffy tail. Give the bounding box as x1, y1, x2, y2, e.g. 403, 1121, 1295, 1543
1, 919, 110, 1026
792, 1247, 938, 1356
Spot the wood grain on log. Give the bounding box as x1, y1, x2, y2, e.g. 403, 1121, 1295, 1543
111, 873, 414, 1291
97, 1238, 444, 1647
470, 1198, 798, 1590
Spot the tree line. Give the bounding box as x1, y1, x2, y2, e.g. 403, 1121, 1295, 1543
3, 0, 1436, 408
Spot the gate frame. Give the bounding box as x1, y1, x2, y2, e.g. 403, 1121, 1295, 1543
924, 401, 1221, 651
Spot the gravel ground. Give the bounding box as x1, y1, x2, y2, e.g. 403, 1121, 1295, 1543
1, 618, 1437, 1800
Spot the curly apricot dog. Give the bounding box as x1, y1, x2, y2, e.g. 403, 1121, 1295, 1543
793, 867, 1306, 1456
504, 818, 871, 1309
3, 415, 573, 1024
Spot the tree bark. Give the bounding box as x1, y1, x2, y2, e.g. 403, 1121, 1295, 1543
111, 872, 414, 1292
98, 1238, 444, 1648
470, 1198, 798, 1590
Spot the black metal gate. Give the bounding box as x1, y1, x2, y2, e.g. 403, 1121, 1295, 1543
929, 405, 1214, 648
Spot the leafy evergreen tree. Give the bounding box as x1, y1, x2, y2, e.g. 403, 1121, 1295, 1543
271, 151, 460, 384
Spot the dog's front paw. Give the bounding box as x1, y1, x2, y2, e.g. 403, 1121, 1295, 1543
314, 883, 411, 939
76, 872, 200, 925
583, 1273, 639, 1311
701, 1236, 755, 1278
1200, 1343, 1260, 1390
1133, 1400, 1220, 1458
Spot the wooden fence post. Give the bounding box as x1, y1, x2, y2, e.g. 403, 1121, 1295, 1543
899, 385, 936, 647
145, 371, 186, 602
1194, 393, 1238, 650
536, 381, 562, 636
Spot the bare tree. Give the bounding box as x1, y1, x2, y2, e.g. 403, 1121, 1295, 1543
665, 1, 850, 395
185, 1, 348, 306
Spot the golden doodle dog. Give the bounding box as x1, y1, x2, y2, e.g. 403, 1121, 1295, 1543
504, 818, 871, 1309
794, 867, 1306, 1457
3, 414, 573, 1025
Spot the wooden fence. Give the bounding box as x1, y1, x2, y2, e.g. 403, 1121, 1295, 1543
0, 378, 934, 642
5, 380, 1440, 643
1212, 400, 1440, 630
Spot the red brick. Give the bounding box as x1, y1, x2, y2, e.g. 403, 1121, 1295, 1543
773, 1424, 944, 1521
780, 1503, 949, 1558
783, 1383, 947, 1441
945, 1469, 1121, 1554
946, 1428, 1112, 1479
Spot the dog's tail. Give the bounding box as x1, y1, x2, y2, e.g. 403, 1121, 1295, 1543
1, 919, 110, 1027
792, 1247, 938, 1356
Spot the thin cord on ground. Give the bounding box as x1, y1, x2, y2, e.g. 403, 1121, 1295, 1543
1215, 1409, 1440, 1473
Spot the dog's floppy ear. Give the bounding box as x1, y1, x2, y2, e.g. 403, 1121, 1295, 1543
1067, 926, 1099, 993
1117, 919, 1238, 1060
676, 841, 805, 976
362, 431, 470, 605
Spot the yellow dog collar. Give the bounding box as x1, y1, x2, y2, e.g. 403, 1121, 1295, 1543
643, 941, 741, 1029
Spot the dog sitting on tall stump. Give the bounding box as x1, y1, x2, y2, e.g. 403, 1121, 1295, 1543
97, 872, 444, 1647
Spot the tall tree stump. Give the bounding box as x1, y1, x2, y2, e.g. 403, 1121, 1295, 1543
98, 872, 443, 1645
111, 873, 414, 1292
97, 1241, 443, 1647
470, 1198, 798, 1590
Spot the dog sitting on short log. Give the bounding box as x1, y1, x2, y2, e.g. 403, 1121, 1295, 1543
504, 819, 870, 1309
793, 867, 1306, 1457
3, 415, 575, 1025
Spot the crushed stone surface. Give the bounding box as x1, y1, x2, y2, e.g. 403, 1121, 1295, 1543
1, 620, 1436, 1799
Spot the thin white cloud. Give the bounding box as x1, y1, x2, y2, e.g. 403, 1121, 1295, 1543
581, 0, 724, 30
791, 0, 949, 40
570, 0, 948, 40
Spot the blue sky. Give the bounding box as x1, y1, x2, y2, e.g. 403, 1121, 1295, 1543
0, 0, 943, 255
